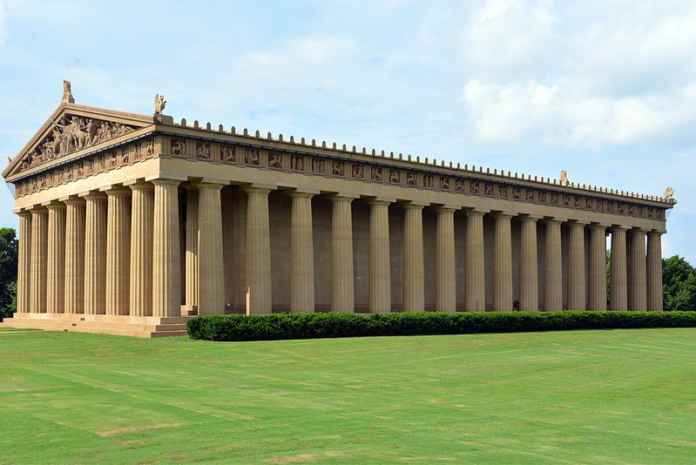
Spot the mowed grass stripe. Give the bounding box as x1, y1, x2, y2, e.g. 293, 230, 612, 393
1, 329, 695, 465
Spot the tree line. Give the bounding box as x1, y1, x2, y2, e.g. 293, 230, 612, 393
0, 227, 694, 320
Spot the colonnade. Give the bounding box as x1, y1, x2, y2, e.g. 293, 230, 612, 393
15, 180, 665, 317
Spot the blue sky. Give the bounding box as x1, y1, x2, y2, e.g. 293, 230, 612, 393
1, 0, 694, 263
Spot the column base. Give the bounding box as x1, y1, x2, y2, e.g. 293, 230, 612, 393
0, 313, 190, 338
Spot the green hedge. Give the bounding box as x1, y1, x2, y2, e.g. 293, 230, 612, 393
186, 311, 696, 341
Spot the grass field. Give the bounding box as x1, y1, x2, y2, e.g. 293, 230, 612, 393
1, 327, 695, 465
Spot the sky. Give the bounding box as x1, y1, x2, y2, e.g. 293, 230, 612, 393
0, 0, 694, 263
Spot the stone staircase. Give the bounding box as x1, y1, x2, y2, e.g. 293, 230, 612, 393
1, 314, 190, 338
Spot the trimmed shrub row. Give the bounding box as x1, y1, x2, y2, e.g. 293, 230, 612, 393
186, 311, 696, 341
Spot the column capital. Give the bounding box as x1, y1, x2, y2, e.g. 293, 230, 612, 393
15, 209, 32, 218
492, 210, 515, 219
519, 214, 542, 222
60, 195, 85, 205
568, 219, 589, 226
78, 190, 107, 200
331, 193, 359, 202
630, 226, 648, 233
41, 199, 65, 209
150, 178, 182, 187
589, 222, 610, 230
101, 186, 132, 197
402, 201, 427, 210
244, 184, 275, 195
127, 181, 154, 192
198, 181, 226, 191
435, 204, 459, 213
289, 189, 319, 198
544, 216, 566, 224
30, 205, 47, 213
611, 224, 628, 232
466, 208, 488, 217
648, 229, 663, 236
368, 197, 394, 206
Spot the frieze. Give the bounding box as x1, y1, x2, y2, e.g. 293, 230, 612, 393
13, 134, 667, 221
20, 116, 136, 173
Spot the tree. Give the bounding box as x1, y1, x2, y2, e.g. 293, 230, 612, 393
662, 255, 696, 311
0, 228, 18, 319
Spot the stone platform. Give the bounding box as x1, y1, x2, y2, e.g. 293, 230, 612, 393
0, 313, 189, 338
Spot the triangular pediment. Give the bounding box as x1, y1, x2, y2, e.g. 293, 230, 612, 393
3, 103, 154, 180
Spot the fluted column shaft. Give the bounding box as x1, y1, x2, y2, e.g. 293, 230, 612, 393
465, 210, 486, 311
46, 203, 66, 314
152, 180, 181, 318
245, 187, 273, 315
129, 183, 154, 317
403, 203, 425, 312
493, 213, 513, 311
185, 187, 199, 312
588, 224, 607, 310
105, 189, 131, 316
567, 222, 586, 310
647, 231, 663, 311
369, 199, 391, 313
290, 191, 315, 313
16, 212, 31, 314
435, 207, 456, 312
610, 227, 628, 310
83, 192, 107, 315
64, 198, 85, 314
629, 228, 647, 310
197, 183, 226, 315
520, 216, 539, 311
543, 219, 563, 311
331, 195, 355, 312
29, 208, 48, 313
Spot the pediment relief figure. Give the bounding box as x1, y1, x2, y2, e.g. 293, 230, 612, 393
20, 115, 136, 172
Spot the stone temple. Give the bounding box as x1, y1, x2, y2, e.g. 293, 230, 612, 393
0, 82, 676, 337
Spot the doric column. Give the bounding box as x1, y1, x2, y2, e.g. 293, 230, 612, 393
331, 195, 355, 312
290, 190, 316, 313
435, 206, 456, 312
184, 186, 199, 313
105, 188, 131, 316
245, 186, 273, 315
83, 192, 107, 315
369, 198, 392, 313
29, 207, 48, 313
493, 212, 513, 311
45, 202, 66, 314
198, 182, 226, 315
647, 230, 663, 311
610, 226, 628, 310
465, 209, 486, 311
519, 215, 539, 311
588, 224, 607, 310
543, 218, 563, 311
128, 182, 154, 317
16, 211, 31, 314
403, 203, 425, 312
64, 198, 85, 314
152, 179, 181, 318
567, 221, 586, 310
629, 228, 647, 310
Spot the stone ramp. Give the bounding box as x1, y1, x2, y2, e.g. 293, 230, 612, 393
0, 314, 190, 338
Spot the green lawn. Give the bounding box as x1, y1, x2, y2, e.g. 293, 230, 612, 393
1, 328, 695, 465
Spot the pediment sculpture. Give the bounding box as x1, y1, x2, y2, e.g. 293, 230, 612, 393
20, 115, 136, 171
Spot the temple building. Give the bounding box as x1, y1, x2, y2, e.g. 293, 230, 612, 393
0, 83, 676, 337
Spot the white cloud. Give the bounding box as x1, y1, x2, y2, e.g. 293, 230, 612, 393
462, 79, 696, 147
464, 0, 556, 70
